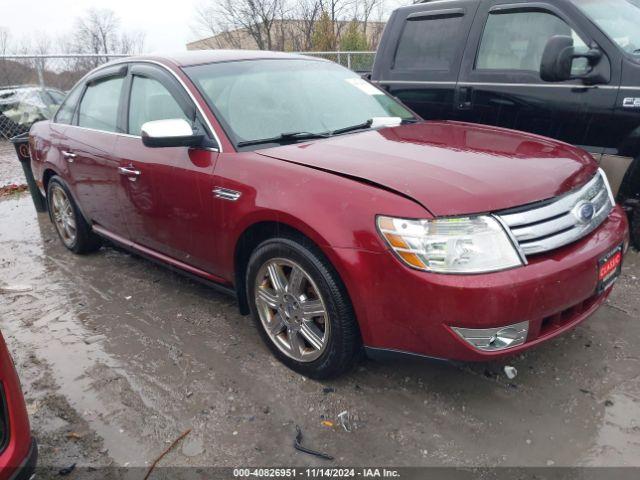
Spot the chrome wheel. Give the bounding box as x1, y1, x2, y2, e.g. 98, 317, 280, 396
254, 258, 330, 362
50, 185, 77, 248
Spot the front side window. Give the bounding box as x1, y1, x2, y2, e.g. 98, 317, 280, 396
55, 85, 83, 125
128, 76, 189, 135
185, 59, 413, 148
77, 77, 124, 132
476, 11, 588, 73
394, 15, 465, 72
569, 0, 640, 56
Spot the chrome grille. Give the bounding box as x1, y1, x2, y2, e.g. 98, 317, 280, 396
497, 169, 614, 256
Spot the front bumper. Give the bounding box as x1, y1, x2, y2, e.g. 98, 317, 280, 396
8, 439, 37, 480
333, 206, 629, 361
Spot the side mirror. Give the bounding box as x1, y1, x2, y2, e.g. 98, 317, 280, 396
141, 119, 204, 148
540, 35, 606, 84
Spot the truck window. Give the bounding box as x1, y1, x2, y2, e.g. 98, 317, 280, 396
476, 11, 588, 74
394, 14, 465, 73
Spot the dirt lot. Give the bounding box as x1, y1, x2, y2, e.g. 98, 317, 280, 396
1, 140, 640, 476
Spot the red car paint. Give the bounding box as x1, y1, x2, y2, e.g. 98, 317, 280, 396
29, 52, 629, 363
0, 332, 37, 480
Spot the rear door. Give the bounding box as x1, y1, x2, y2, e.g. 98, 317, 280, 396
64, 65, 130, 236
457, 0, 620, 155
372, 0, 479, 121
115, 63, 219, 271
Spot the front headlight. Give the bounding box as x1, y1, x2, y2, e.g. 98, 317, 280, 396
377, 215, 523, 273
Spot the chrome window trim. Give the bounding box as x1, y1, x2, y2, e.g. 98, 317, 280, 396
372, 80, 458, 85
372, 80, 619, 90
52, 58, 223, 153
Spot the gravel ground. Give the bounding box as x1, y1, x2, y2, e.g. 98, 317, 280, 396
0, 147, 639, 477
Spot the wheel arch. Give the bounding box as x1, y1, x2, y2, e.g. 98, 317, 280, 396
43, 171, 91, 225
618, 154, 640, 204
42, 167, 58, 193
233, 220, 353, 320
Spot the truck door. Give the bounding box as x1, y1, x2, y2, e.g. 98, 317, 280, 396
371, 0, 479, 121
456, 0, 620, 156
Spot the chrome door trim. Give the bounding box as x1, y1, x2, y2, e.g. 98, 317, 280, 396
457, 81, 619, 90
213, 187, 241, 201
61, 150, 77, 162
374, 79, 619, 90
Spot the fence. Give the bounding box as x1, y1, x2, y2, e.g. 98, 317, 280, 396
0, 51, 376, 140
0, 51, 375, 90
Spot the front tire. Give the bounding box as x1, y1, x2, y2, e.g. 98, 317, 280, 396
246, 237, 360, 379
47, 176, 101, 254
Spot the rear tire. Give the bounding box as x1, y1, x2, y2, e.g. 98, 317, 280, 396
47, 176, 101, 254
246, 237, 360, 379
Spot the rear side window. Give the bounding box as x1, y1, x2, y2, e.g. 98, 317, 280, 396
393, 14, 465, 72
128, 76, 189, 135
476, 11, 588, 72
54, 85, 83, 125
77, 77, 124, 132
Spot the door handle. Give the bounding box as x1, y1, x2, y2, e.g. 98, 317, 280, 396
118, 166, 141, 181
61, 150, 76, 162
456, 86, 473, 110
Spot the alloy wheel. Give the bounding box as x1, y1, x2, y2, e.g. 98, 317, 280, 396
50, 185, 77, 248
254, 258, 330, 362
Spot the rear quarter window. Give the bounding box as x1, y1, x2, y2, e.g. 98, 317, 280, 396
54, 85, 83, 125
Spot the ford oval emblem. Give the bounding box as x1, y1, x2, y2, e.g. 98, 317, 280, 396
575, 202, 595, 223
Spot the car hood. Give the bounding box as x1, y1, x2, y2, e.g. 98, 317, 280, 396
257, 121, 598, 216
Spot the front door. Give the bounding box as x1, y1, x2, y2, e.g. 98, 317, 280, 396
65, 71, 130, 237
115, 64, 219, 271
457, 0, 620, 155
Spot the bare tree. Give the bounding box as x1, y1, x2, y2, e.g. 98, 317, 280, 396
72, 8, 144, 66
0, 28, 9, 56
191, 0, 407, 52
195, 0, 286, 50
291, 0, 323, 51
119, 31, 146, 55
355, 0, 383, 37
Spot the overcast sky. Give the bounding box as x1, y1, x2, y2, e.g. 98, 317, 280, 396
1, 0, 408, 53
1, 0, 202, 52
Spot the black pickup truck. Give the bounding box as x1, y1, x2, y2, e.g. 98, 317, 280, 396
370, 0, 640, 247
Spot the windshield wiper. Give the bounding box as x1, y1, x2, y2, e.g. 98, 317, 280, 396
237, 131, 330, 148
330, 118, 374, 136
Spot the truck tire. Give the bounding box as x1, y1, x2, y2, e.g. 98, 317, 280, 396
631, 205, 640, 250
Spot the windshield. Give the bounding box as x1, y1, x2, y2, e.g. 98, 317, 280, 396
570, 0, 640, 56
184, 59, 414, 149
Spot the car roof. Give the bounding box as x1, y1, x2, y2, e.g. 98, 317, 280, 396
124, 50, 326, 68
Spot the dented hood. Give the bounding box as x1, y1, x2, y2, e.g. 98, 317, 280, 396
257, 121, 598, 216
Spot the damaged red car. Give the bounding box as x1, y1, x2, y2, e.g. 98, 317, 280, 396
29, 51, 629, 378
0, 332, 37, 479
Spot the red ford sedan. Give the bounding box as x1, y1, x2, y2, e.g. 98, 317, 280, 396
0, 332, 37, 479
29, 51, 629, 378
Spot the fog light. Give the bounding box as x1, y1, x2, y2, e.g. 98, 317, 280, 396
451, 321, 529, 352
